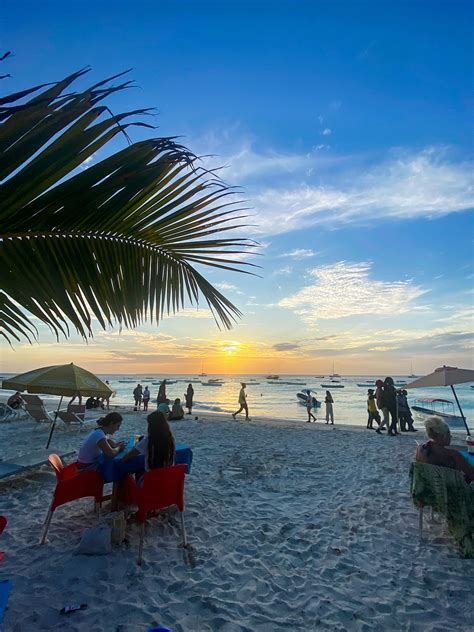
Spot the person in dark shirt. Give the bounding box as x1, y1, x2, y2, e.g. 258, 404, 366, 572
382, 377, 398, 436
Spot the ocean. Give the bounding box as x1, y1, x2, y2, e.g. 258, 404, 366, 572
2, 372, 473, 434
98, 373, 474, 432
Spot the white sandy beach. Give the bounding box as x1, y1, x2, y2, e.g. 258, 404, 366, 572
0, 409, 472, 631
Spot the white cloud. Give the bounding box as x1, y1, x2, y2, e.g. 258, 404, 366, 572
274, 266, 293, 276
250, 147, 474, 235
322, 128, 332, 136
279, 248, 317, 259
278, 261, 427, 325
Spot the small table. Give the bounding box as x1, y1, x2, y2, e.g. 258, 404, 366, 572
99, 438, 193, 483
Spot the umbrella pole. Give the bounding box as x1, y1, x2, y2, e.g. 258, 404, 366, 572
46, 395, 63, 449
450, 385, 470, 436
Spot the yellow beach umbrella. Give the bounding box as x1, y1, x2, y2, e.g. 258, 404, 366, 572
2, 362, 112, 397
2, 363, 112, 448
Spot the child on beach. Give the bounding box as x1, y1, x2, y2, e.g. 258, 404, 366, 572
325, 391, 334, 424
169, 398, 184, 420
77, 412, 125, 471
122, 411, 176, 481
367, 389, 381, 429
306, 391, 316, 423
232, 383, 250, 421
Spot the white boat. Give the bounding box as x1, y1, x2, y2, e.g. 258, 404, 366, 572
411, 398, 465, 429
208, 378, 224, 383
321, 383, 344, 388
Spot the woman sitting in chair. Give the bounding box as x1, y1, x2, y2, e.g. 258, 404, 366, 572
416, 416, 474, 483
77, 412, 125, 471
122, 411, 175, 482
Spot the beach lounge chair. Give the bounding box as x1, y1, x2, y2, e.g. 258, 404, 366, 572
123, 464, 187, 565
22, 394, 55, 423
40, 454, 104, 544
0, 403, 23, 422
67, 404, 86, 421
409, 461, 474, 558
56, 409, 85, 429
0, 449, 76, 481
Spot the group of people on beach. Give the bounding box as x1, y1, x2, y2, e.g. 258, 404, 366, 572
367, 377, 417, 435
132, 381, 195, 421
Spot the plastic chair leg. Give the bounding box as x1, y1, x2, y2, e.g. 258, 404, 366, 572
137, 522, 145, 565
180, 511, 187, 548
40, 506, 54, 545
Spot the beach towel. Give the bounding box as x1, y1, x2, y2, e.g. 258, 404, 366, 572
409, 461, 474, 558
0, 579, 12, 624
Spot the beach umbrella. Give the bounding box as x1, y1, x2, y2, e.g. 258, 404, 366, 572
2, 363, 112, 448
405, 365, 474, 435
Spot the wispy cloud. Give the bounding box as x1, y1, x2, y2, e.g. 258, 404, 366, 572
278, 261, 428, 325
279, 248, 317, 259
251, 147, 474, 235
273, 342, 300, 351
322, 128, 332, 136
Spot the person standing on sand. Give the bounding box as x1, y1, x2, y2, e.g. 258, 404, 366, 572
185, 383, 194, 415
325, 390, 334, 424
382, 376, 398, 436
367, 389, 381, 429
157, 380, 168, 406
305, 390, 316, 423
133, 383, 143, 411
232, 383, 250, 421
142, 386, 150, 412
375, 379, 388, 434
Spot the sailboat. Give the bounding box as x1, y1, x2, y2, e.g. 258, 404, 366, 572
329, 361, 340, 379
407, 363, 417, 379
198, 363, 207, 377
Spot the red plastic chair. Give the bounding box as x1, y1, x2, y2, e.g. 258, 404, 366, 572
124, 464, 187, 564
40, 455, 104, 544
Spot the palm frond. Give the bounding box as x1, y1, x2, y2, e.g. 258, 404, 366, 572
0, 68, 258, 343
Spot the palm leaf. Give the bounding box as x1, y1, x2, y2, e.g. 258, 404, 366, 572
0, 68, 259, 343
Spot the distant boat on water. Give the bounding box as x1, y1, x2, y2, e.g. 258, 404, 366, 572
329, 362, 341, 378
321, 383, 344, 388
266, 375, 280, 380
201, 381, 222, 387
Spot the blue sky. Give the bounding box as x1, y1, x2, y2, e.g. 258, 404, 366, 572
1, 0, 473, 374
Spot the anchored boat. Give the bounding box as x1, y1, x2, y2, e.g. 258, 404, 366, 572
411, 398, 465, 429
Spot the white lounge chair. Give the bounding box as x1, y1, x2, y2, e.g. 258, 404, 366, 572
22, 395, 55, 423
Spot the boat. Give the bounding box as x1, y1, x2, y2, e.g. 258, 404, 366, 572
407, 363, 417, 379
278, 381, 307, 386
411, 398, 465, 429
330, 379, 340, 383
297, 391, 321, 408
266, 375, 280, 380
201, 381, 222, 387
357, 383, 376, 388
321, 383, 345, 388
208, 378, 224, 383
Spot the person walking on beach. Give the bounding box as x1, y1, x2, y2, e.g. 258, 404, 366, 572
367, 389, 381, 429
232, 383, 250, 421
375, 379, 388, 434
185, 383, 194, 415
397, 389, 416, 432
382, 377, 398, 436
325, 390, 334, 424
142, 386, 150, 412
133, 383, 143, 411
305, 390, 316, 423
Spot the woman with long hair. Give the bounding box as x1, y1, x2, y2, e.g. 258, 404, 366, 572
122, 411, 175, 473
185, 383, 194, 415
325, 391, 334, 424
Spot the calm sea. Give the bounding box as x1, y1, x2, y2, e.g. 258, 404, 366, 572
2, 373, 473, 433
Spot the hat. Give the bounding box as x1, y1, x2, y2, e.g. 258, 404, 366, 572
367, 388, 374, 393
375, 379, 383, 386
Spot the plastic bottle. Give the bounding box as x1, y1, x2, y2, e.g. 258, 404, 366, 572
60, 604, 88, 615
466, 434, 474, 454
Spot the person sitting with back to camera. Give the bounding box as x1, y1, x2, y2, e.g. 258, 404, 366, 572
416, 415, 474, 483
77, 412, 125, 471
169, 398, 184, 421
122, 411, 176, 484
7, 392, 23, 410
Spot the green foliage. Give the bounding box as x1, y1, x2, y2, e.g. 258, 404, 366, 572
0, 68, 258, 344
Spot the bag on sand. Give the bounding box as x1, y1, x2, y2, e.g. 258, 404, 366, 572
104, 511, 127, 545
75, 523, 112, 556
